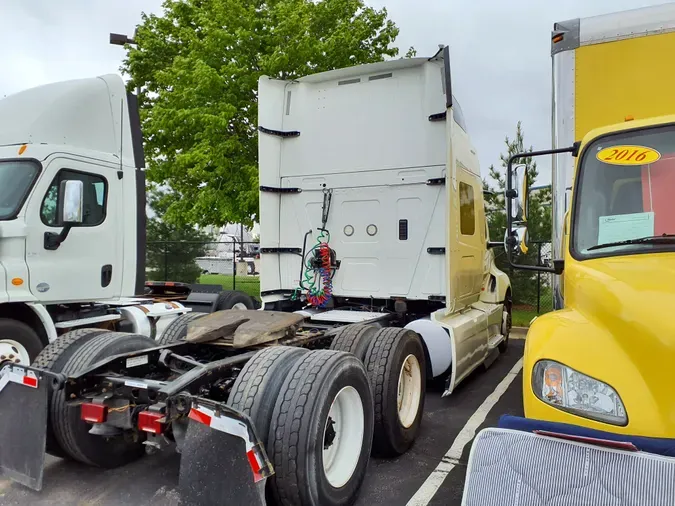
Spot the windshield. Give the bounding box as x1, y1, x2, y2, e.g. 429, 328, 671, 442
572, 124, 675, 258
0, 161, 41, 220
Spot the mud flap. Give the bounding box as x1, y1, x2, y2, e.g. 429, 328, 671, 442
178, 400, 273, 506
0, 365, 49, 491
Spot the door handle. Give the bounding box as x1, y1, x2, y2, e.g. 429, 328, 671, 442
101, 265, 112, 288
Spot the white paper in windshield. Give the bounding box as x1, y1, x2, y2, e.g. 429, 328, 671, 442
598, 212, 655, 245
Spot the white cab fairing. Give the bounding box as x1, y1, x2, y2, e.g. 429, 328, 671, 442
259, 55, 481, 305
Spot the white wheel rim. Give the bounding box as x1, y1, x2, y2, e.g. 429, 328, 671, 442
232, 303, 248, 310
322, 386, 364, 488
397, 354, 422, 428
0, 339, 30, 365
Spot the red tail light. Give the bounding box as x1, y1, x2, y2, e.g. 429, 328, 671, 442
81, 403, 108, 423
138, 411, 166, 434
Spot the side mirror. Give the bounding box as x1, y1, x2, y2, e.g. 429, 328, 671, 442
505, 147, 577, 275
45, 180, 83, 250
508, 165, 529, 224
59, 180, 84, 225
504, 226, 529, 256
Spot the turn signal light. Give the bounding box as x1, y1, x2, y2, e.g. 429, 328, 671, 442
81, 403, 108, 423
138, 411, 166, 434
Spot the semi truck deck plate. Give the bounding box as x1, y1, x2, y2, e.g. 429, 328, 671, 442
310, 310, 390, 324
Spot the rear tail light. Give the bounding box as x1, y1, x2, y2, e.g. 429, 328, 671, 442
81, 403, 108, 423
138, 411, 166, 434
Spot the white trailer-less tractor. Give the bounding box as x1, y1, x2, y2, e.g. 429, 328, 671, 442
0, 76, 256, 365
0, 48, 511, 505
258, 48, 512, 395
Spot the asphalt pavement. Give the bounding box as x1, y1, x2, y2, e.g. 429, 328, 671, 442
0, 339, 525, 506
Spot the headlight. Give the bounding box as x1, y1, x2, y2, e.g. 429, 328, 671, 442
532, 360, 627, 426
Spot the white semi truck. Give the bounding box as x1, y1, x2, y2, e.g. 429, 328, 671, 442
258, 49, 513, 397
0, 76, 256, 365
0, 47, 514, 505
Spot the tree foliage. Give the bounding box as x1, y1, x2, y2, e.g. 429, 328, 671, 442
145, 190, 214, 283
483, 122, 552, 308
123, 0, 401, 227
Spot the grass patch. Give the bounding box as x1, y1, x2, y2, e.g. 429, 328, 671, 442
512, 308, 540, 328
199, 275, 548, 322
199, 274, 261, 300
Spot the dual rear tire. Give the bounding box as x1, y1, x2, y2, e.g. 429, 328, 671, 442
230, 326, 426, 505
330, 324, 426, 456
35, 330, 157, 465
228, 347, 374, 506
363, 327, 426, 457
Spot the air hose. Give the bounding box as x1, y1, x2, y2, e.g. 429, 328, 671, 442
292, 188, 335, 307
292, 229, 334, 307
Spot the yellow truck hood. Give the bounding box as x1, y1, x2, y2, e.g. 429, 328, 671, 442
525, 253, 675, 437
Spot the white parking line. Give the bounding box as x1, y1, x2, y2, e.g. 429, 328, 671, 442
406, 358, 524, 506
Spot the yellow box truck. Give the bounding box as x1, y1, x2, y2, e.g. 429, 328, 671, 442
462, 5, 675, 505
549, 2, 675, 308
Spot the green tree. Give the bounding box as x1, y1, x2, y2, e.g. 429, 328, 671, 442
483, 122, 552, 309
123, 0, 401, 227
146, 188, 214, 283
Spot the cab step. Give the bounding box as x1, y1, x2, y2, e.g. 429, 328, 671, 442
487, 333, 505, 350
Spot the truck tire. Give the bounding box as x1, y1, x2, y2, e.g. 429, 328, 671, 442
0, 318, 44, 365
157, 312, 206, 345
227, 346, 308, 449
50, 331, 157, 467
328, 324, 377, 362
268, 350, 374, 506
499, 291, 512, 354
215, 290, 255, 311
32, 328, 109, 458
364, 328, 426, 457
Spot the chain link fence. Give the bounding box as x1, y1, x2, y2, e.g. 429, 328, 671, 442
147, 238, 553, 312
495, 241, 553, 315
146, 240, 261, 300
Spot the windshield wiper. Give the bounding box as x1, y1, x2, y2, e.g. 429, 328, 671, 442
588, 234, 675, 251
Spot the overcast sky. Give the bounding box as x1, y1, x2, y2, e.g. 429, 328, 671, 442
1, 0, 670, 186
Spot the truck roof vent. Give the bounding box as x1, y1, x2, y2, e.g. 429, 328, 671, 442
338, 78, 361, 86
369, 73, 393, 81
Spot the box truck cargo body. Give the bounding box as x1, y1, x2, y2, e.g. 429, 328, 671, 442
551, 2, 675, 307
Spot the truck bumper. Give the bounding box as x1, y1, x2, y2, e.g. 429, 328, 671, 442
499, 415, 675, 456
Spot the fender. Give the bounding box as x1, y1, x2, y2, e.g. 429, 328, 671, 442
405, 315, 453, 380
25, 303, 58, 344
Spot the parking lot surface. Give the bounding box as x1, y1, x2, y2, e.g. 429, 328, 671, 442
0, 340, 524, 506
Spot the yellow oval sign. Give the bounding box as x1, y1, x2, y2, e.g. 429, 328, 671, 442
596, 145, 661, 165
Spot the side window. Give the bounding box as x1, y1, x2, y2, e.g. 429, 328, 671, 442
41, 170, 107, 227
460, 182, 475, 235
452, 95, 468, 133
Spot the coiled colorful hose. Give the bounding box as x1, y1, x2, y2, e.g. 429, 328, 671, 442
291, 229, 334, 307
306, 242, 333, 307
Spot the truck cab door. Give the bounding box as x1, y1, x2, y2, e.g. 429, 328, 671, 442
24, 157, 123, 303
